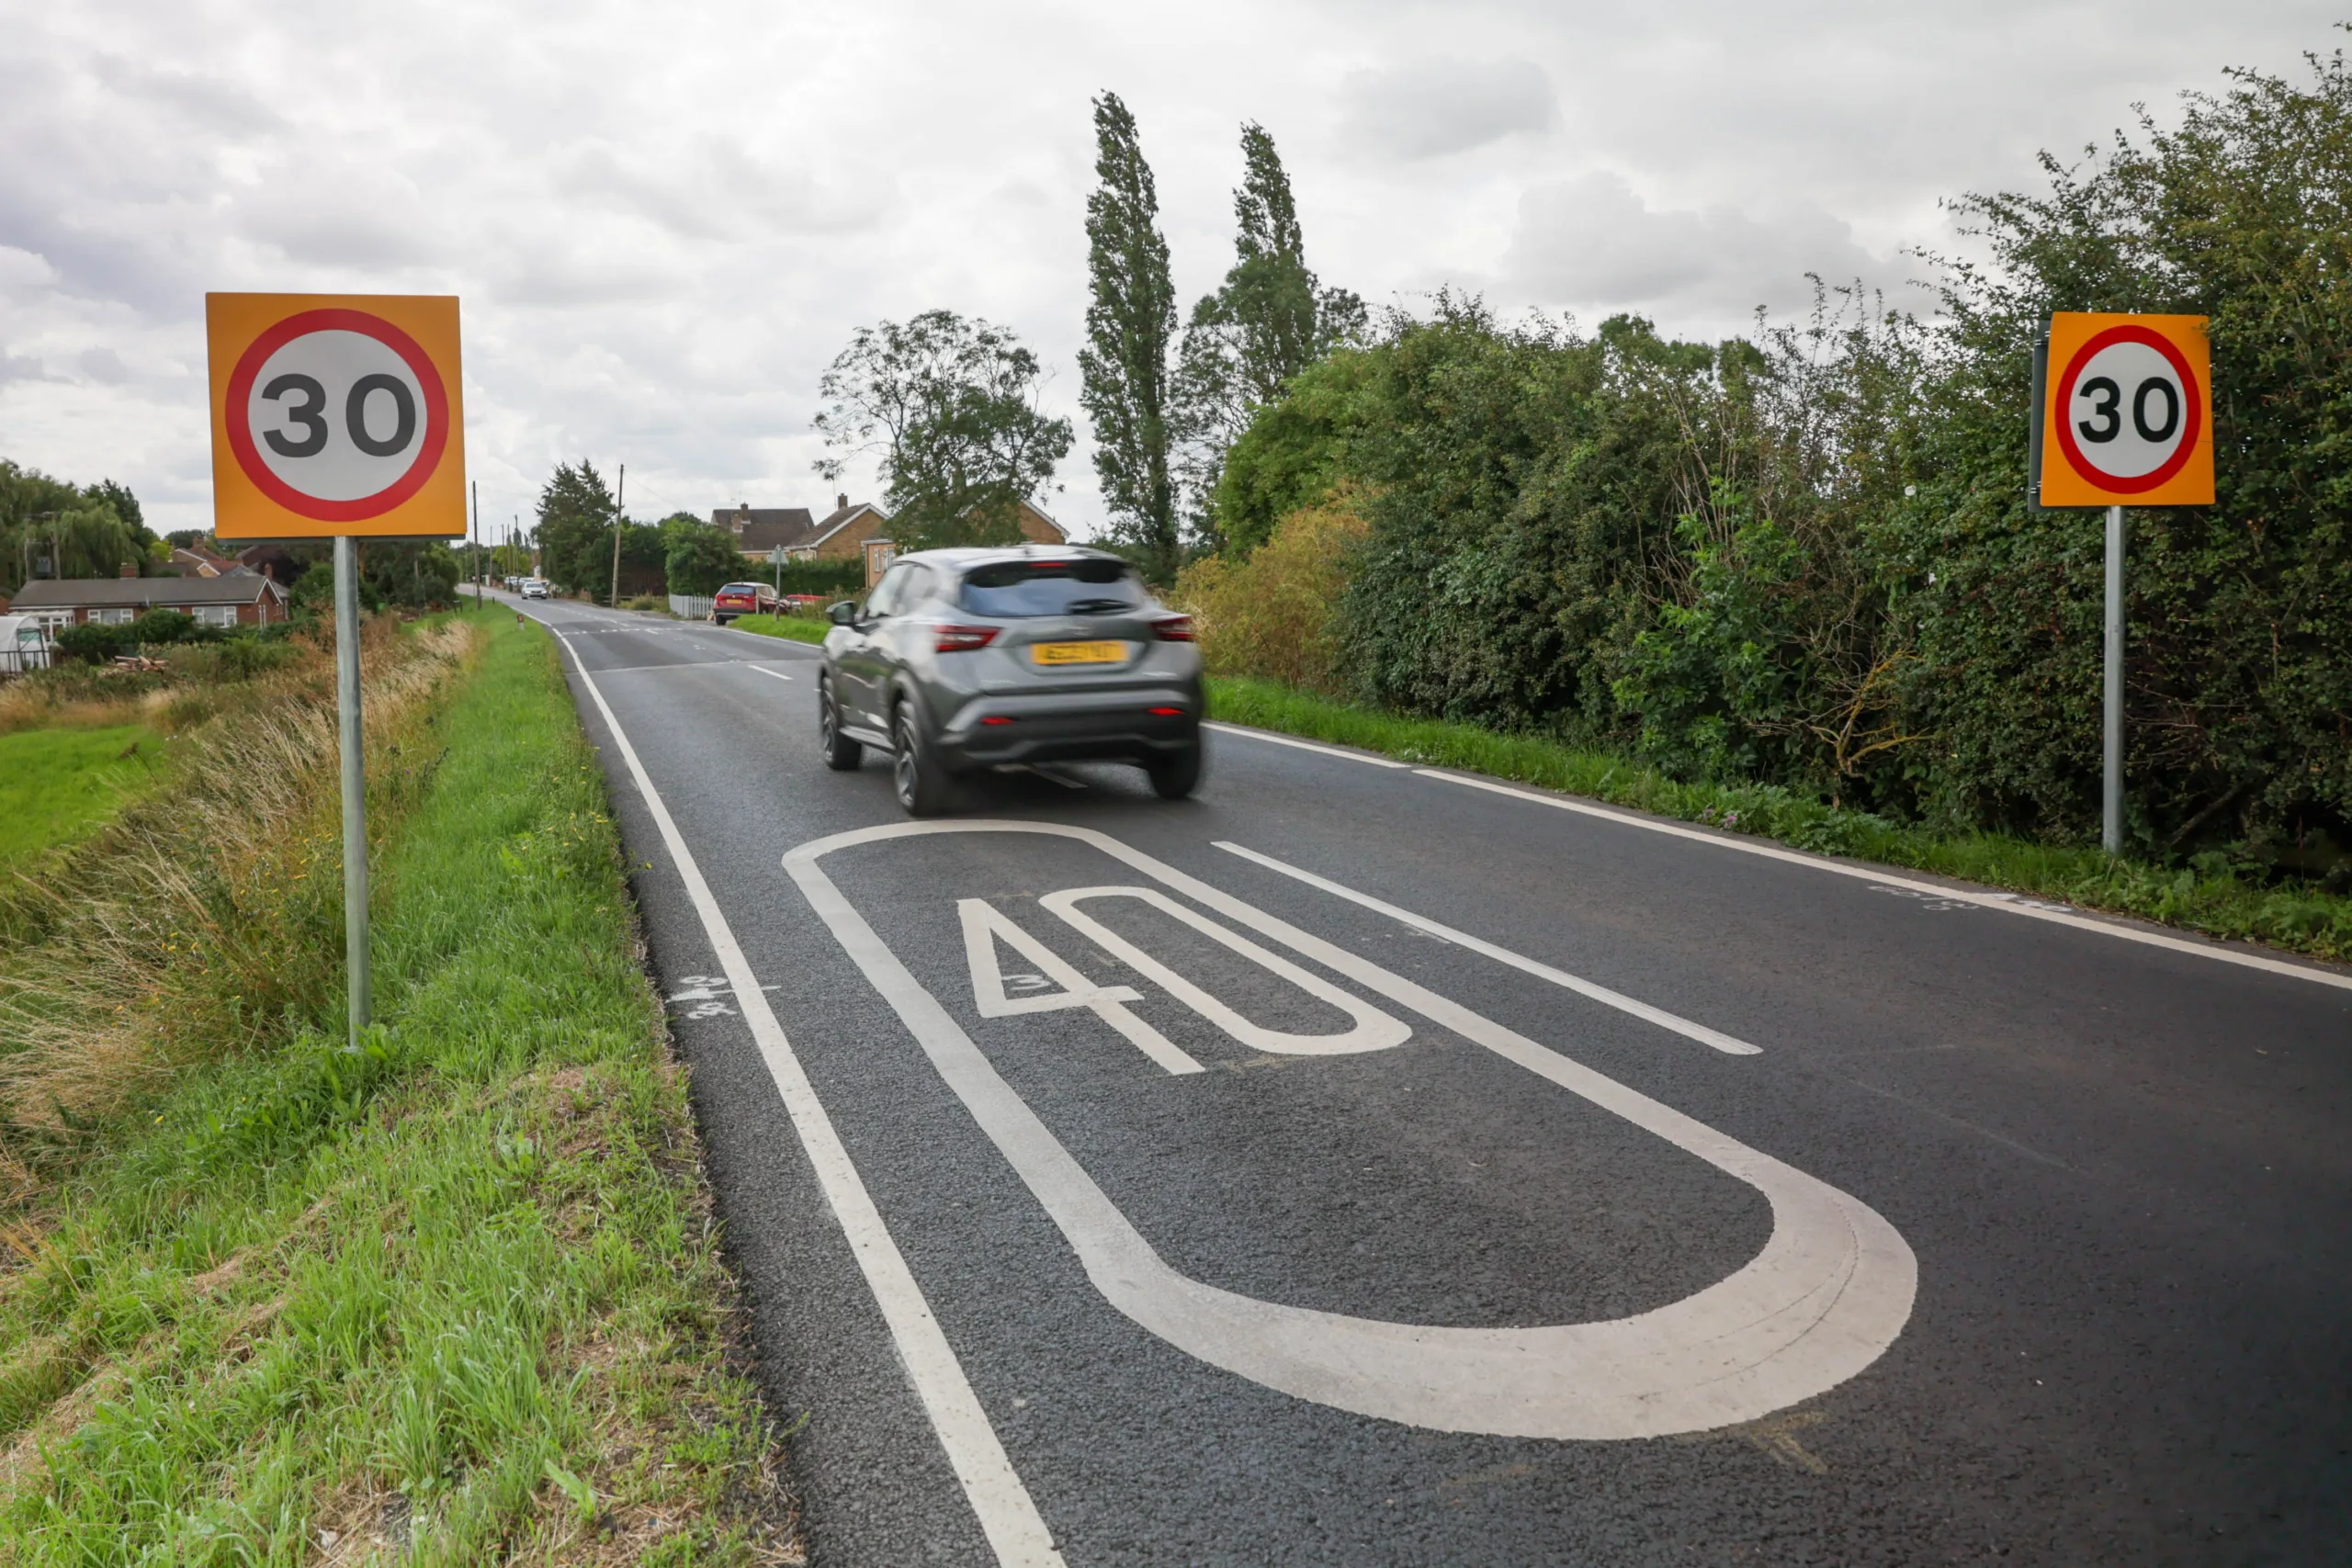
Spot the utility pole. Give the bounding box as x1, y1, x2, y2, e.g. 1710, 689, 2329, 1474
608, 463, 627, 608
471, 479, 482, 607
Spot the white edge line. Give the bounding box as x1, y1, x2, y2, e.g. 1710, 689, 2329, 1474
1415, 769, 2352, 994
544, 620, 1066, 1567
1204, 721, 1413, 768
743, 663, 797, 682
1212, 841, 1762, 1056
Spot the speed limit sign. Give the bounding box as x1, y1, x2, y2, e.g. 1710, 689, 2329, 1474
2038, 312, 2213, 507
206, 293, 466, 538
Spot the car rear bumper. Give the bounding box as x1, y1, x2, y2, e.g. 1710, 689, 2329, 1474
937, 687, 1200, 769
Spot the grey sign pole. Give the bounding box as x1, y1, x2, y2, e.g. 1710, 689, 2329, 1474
2103, 503, 2125, 854
334, 535, 371, 1042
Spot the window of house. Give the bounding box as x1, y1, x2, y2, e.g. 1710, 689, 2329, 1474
193, 604, 241, 628
88, 607, 136, 626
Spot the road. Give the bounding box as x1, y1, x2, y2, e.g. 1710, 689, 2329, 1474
506, 592, 2351, 1566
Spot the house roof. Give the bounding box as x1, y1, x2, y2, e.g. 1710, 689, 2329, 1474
10, 576, 287, 609
711, 502, 889, 556
710, 507, 818, 554
802, 502, 886, 551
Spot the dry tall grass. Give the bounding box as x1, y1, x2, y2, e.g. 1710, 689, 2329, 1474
1170, 491, 1368, 694
0, 618, 476, 1187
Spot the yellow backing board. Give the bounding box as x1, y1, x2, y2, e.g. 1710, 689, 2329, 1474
206, 293, 466, 539
2040, 311, 2213, 508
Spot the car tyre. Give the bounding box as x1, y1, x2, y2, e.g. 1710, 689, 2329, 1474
893, 704, 954, 817
1147, 740, 1203, 800
819, 675, 862, 772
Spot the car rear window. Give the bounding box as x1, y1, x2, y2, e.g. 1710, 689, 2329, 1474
959, 558, 1143, 617
718, 583, 762, 595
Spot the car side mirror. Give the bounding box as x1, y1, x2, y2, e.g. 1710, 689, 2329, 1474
827, 600, 858, 626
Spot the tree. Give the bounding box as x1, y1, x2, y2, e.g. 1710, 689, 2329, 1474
534, 461, 617, 592
814, 310, 1072, 552
662, 514, 749, 596
1175, 123, 1367, 549
1, 461, 154, 593
1080, 91, 1181, 580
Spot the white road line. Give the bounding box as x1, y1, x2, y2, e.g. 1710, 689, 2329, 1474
1203, 722, 1413, 768
545, 628, 1065, 1568
1214, 841, 1762, 1056
786, 821, 1915, 1441
743, 664, 797, 682
1413, 770, 2352, 993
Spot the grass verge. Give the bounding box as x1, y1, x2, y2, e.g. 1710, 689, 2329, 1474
726, 615, 826, 647
0, 726, 167, 871
0, 611, 796, 1564
1208, 674, 2352, 964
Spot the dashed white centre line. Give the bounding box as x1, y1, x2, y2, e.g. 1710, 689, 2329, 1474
1214, 840, 1763, 1055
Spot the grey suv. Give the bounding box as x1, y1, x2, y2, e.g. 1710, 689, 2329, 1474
816, 546, 1204, 815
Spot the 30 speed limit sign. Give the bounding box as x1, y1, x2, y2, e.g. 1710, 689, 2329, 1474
2038, 311, 2213, 507
206, 293, 466, 539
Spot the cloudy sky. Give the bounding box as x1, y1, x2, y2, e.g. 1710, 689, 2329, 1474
0, 0, 2337, 538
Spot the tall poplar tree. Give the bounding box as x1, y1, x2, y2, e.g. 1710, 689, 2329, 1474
1079, 91, 1181, 581
1175, 123, 1365, 547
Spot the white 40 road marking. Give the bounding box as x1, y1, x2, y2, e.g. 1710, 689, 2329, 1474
786, 820, 1917, 1441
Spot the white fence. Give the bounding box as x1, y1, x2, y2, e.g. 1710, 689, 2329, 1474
669, 594, 714, 621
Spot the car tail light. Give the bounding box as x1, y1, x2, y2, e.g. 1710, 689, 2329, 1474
980, 715, 1015, 726
935, 625, 1001, 653
1148, 706, 1183, 716
1152, 615, 1195, 642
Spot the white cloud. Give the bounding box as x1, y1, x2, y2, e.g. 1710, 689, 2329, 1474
0, 0, 2338, 534
1503, 171, 1917, 325
1336, 59, 1557, 161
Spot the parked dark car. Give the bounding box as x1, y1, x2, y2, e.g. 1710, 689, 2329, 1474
712, 581, 780, 624
815, 546, 1204, 815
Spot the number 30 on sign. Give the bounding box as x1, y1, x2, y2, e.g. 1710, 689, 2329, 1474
206, 293, 467, 540
2039, 311, 2213, 508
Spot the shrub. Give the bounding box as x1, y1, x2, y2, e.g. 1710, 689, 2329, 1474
1171, 490, 1366, 693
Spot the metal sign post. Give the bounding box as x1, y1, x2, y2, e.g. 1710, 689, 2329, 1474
2103, 504, 2125, 853
2032, 311, 2214, 856
334, 536, 371, 1038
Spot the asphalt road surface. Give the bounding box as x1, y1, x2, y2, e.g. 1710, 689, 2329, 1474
506, 592, 2351, 1566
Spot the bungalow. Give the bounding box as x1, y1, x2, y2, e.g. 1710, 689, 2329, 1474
707, 496, 1070, 586
9, 571, 288, 633
857, 498, 1069, 587
709, 495, 889, 566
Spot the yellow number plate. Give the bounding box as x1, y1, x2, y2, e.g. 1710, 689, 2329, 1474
1031, 639, 1126, 667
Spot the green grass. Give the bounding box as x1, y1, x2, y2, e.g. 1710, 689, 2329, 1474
0, 726, 166, 869
727, 614, 827, 646
1207, 674, 2352, 964
0, 612, 793, 1564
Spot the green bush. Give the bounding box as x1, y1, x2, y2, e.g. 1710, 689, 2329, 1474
1205, 47, 2352, 873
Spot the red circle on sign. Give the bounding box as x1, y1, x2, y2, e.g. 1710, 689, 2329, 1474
224, 308, 449, 522
2052, 323, 2202, 496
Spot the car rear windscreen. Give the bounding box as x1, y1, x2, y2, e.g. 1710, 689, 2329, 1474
718, 583, 761, 595
959, 559, 1143, 617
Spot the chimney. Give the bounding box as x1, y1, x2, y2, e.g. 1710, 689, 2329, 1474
837, 492, 848, 513
118, 561, 138, 578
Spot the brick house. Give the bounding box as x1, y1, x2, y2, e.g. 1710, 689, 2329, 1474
854, 499, 1070, 586
708, 496, 1069, 586
9, 572, 288, 632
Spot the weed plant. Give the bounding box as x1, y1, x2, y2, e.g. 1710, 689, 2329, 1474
726, 615, 826, 646
0, 613, 793, 1563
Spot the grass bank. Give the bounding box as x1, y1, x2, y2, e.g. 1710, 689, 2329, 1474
727, 615, 826, 647
0, 726, 166, 870
1208, 674, 2352, 964
0, 611, 794, 1564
